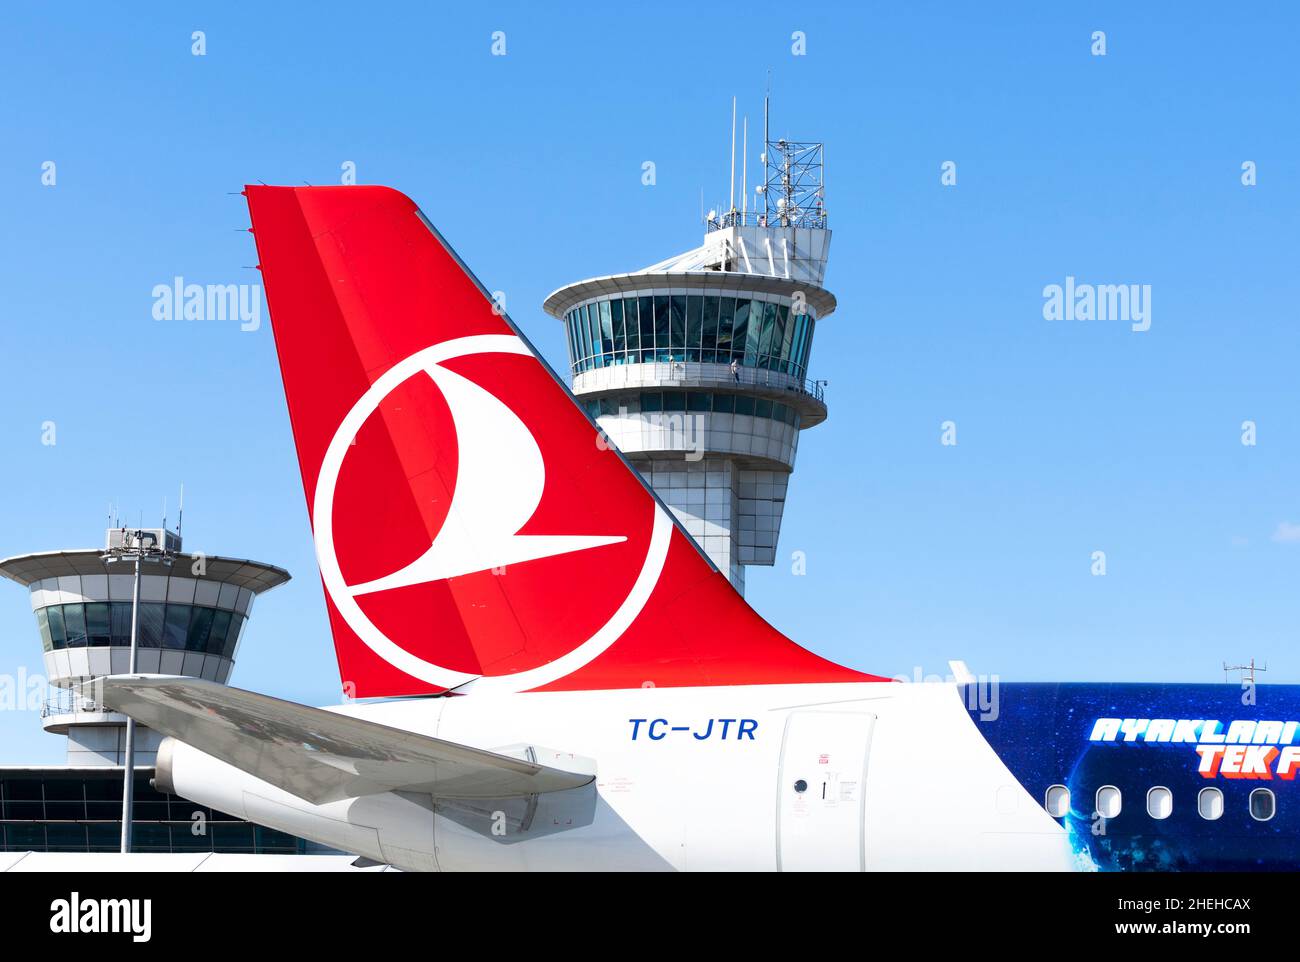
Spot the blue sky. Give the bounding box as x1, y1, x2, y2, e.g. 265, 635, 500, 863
0, 2, 1297, 762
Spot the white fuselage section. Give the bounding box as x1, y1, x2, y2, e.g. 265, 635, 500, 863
163, 682, 1074, 871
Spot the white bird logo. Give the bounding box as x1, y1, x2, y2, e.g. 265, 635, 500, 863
348, 347, 625, 594
312, 334, 671, 693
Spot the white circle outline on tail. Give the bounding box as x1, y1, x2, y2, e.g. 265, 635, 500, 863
313, 333, 671, 693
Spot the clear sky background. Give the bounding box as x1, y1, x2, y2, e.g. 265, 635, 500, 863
0, 2, 1296, 762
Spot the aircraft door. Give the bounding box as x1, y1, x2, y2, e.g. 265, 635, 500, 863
777, 710, 874, 871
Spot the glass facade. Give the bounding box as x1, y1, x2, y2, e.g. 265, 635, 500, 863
0, 769, 336, 854
582, 391, 801, 428
565, 293, 816, 377
35, 601, 246, 657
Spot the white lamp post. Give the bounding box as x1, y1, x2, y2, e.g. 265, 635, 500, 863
101, 529, 173, 853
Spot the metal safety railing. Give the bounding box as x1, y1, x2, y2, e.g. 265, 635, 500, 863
40, 686, 105, 718
705, 209, 828, 232
574, 360, 825, 404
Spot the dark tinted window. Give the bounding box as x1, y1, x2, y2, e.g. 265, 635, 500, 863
110, 601, 133, 645
653, 296, 670, 356
669, 295, 686, 358
85, 603, 111, 647
702, 296, 719, 351
757, 301, 777, 360
610, 298, 625, 354
138, 602, 165, 648
62, 604, 87, 648
193, 607, 219, 650
1250, 789, 1276, 821
718, 297, 735, 355
212, 823, 256, 852
221, 615, 246, 658
133, 823, 172, 852
35, 607, 52, 652
776, 304, 792, 369
86, 823, 121, 851
162, 604, 190, 649
598, 300, 614, 355
732, 300, 750, 358
686, 295, 702, 358
186, 606, 215, 651
208, 609, 233, 656
44, 778, 83, 801
622, 298, 639, 352
45, 824, 88, 852
565, 296, 816, 379
46, 605, 66, 649
638, 296, 654, 344
5, 824, 44, 850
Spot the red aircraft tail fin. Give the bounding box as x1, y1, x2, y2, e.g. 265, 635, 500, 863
246, 185, 882, 696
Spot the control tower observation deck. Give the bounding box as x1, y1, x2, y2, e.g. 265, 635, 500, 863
0, 528, 289, 766
544, 114, 833, 595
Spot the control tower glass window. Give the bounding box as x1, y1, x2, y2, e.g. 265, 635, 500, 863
62, 603, 87, 648
653, 296, 670, 360
34, 601, 247, 658
84, 603, 111, 646
565, 295, 816, 379
35, 608, 52, 652
718, 297, 735, 356
686, 296, 703, 362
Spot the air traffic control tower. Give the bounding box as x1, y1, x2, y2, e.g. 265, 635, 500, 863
0, 528, 289, 766
544, 106, 833, 595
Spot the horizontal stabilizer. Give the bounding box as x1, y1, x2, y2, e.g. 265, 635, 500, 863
96, 675, 594, 805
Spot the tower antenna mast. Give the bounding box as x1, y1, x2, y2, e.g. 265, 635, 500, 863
742, 116, 748, 215
764, 74, 770, 156
728, 97, 737, 213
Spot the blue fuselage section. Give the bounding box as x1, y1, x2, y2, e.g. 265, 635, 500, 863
965, 682, 1300, 871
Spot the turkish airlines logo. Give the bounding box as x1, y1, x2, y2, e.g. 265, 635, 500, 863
313, 334, 672, 694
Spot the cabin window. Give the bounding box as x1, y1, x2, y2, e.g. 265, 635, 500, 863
1249, 788, 1276, 822
1198, 787, 1224, 821
1044, 784, 1070, 818
1095, 785, 1121, 819
1146, 786, 1172, 820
